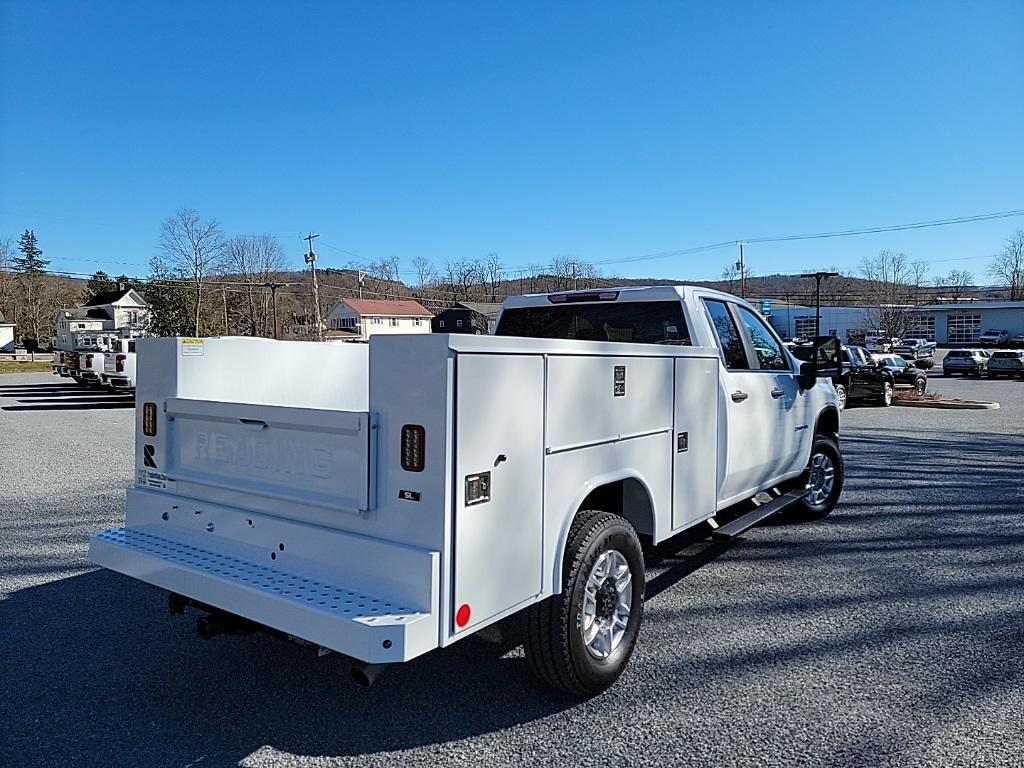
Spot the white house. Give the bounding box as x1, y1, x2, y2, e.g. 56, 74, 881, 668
54, 288, 150, 350
325, 298, 432, 342
0, 310, 15, 352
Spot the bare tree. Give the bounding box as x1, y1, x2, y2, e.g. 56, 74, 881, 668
989, 229, 1024, 301
222, 234, 289, 336
156, 207, 225, 336
412, 256, 436, 288
935, 269, 975, 302
362, 255, 402, 297
858, 249, 928, 338
443, 258, 481, 301
0, 237, 15, 327
482, 252, 504, 302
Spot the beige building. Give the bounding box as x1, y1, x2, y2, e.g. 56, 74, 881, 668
325, 298, 432, 342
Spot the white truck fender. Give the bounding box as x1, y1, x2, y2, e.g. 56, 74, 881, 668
549, 469, 657, 595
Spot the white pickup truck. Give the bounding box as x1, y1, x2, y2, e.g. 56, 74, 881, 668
101, 338, 138, 390
90, 286, 842, 696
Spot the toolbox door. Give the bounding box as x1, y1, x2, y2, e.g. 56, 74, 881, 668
452, 354, 544, 633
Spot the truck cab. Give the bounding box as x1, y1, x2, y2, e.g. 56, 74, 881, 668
495, 286, 835, 507
90, 285, 842, 697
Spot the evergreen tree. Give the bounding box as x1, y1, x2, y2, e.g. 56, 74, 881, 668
83, 270, 116, 303
15, 230, 49, 272
14, 230, 51, 342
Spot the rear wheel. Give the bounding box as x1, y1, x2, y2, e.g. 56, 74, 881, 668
524, 510, 644, 697
914, 377, 927, 394
789, 435, 844, 520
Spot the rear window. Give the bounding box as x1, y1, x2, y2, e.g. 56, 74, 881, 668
946, 351, 967, 357
495, 301, 690, 345
991, 351, 1021, 358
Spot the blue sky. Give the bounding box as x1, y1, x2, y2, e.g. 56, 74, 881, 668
1, 1, 1022, 283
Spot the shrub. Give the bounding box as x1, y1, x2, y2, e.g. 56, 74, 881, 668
915, 358, 935, 370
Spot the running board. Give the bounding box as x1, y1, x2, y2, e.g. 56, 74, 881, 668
711, 489, 807, 540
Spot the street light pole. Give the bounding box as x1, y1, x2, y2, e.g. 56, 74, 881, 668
799, 271, 840, 338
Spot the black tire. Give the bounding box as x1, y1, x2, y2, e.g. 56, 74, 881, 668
524, 510, 644, 698
877, 381, 893, 406
834, 383, 848, 411
789, 435, 844, 520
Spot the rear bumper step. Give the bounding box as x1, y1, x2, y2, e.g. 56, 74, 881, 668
711, 489, 807, 539
89, 527, 438, 663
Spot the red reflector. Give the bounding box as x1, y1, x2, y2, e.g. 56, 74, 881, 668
455, 603, 471, 628
116, 354, 126, 373
142, 402, 157, 437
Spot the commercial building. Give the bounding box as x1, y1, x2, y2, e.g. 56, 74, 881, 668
763, 299, 1024, 345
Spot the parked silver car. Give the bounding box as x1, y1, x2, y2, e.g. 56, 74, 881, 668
987, 350, 1024, 378
942, 349, 989, 377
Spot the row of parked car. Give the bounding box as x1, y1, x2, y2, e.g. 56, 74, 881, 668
942, 348, 1024, 378
52, 337, 138, 390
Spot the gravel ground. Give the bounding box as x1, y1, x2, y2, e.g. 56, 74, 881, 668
1, 370, 1022, 768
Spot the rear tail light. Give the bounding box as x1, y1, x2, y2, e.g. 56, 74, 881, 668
142, 402, 157, 437
401, 424, 425, 472
116, 354, 126, 373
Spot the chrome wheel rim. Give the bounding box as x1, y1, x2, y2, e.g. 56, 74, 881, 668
806, 452, 836, 506
915, 379, 926, 394
581, 549, 632, 659
884, 383, 892, 405
836, 385, 847, 410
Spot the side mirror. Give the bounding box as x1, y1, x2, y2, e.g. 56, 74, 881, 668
797, 335, 841, 388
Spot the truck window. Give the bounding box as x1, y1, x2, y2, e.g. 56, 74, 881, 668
703, 300, 750, 370
495, 301, 691, 345
735, 306, 789, 370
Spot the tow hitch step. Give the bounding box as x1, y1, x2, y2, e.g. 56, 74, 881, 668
711, 489, 807, 540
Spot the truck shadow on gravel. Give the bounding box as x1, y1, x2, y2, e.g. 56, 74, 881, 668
0, 568, 576, 768
0, 382, 134, 411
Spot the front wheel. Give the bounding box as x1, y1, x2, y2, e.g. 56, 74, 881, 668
914, 377, 927, 394
877, 381, 893, 406
834, 383, 848, 411
789, 435, 845, 520
524, 510, 644, 697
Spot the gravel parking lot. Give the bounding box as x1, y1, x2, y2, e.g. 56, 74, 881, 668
2, 370, 1022, 768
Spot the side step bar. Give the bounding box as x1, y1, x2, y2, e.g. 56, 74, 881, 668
711, 489, 807, 540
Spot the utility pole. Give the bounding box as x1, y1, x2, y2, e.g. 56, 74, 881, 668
357, 270, 366, 300
799, 271, 840, 338
263, 282, 287, 340
304, 233, 322, 341
736, 241, 747, 298
222, 288, 229, 335
571, 260, 579, 291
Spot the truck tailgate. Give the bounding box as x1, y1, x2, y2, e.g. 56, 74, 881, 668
164, 397, 377, 514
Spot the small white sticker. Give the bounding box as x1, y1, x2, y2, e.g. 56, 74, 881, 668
145, 471, 168, 489
181, 338, 204, 356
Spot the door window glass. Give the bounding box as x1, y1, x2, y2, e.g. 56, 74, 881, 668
736, 307, 789, 370
704, 300, 750, 370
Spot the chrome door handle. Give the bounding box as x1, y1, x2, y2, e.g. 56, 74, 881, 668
771, 388, 785, 398
731, 390, 749, 403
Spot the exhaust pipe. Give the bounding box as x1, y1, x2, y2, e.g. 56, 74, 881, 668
350, 662, 389, 688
